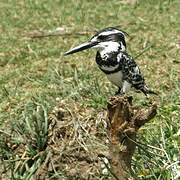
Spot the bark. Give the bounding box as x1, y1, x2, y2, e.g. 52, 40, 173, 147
107, 96, 157, 180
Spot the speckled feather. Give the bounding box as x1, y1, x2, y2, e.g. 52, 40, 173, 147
96, 49, 156, 95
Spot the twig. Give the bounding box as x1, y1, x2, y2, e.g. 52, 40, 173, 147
24, 21, 136, 39
0, 129, 12, 137
14, 150, 27, 172
25, 31, 96, 38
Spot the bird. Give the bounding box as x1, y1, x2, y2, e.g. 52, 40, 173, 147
64, 27, 157, 96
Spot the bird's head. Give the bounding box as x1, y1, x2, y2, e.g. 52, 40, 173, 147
64, 27, 128, 56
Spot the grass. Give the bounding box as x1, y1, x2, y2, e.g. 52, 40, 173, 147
0, 0, 179, 179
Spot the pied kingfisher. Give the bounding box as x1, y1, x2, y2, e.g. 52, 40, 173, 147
64, 27, 157, 96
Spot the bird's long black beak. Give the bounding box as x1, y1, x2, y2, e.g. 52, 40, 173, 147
64, 41, 98, 56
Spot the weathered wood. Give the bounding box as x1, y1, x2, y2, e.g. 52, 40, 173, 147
107, 96, 157, 180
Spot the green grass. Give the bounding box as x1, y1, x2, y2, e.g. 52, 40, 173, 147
0, 0, 180, 179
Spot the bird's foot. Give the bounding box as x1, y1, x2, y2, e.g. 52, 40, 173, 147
114, 88, 123, 96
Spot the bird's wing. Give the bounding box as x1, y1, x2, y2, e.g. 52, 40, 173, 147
118, 52, 146, 90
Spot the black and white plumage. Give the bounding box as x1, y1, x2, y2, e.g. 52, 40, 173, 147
64, 27, 157, 96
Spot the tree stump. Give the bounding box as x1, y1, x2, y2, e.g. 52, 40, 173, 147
107, 96, 157, 180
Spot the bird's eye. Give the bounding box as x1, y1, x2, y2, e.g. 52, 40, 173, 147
98, 35, 104, 40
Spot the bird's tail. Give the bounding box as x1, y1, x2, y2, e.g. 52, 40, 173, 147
141, 85, 158, 96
